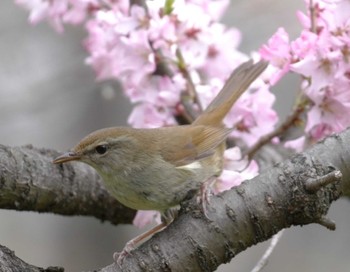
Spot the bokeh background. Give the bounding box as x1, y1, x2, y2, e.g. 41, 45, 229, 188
1, 1, 349, 271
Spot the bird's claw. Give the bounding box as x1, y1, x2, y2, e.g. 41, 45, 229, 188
113, 240, 135, 266
198, 179, 214, 219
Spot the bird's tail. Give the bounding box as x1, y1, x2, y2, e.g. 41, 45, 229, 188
193, 60, 268, 126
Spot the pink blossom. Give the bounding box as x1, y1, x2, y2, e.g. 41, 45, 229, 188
260, 27, 291, 68
128, 103, 176, 128
125, 74, 185, 107
333, 0, 350, 28
16, 0, 49, 24
305, 79, 350, 140
309, 123, 334, 142
199, 24, 245, 80
296, 10, 311, 29
195, 77, 225, 110
284, 136, 306, 152
227, 84, 278, 147
133, 210, 161, 229
16, 0, 98, 32
62, 0, 95, 25
259, 27, 291, 84
189, 0, 229, 21
270, 0, 350, 145
148, 16, 177, 50
114, 5, 148, 35
290, 30, 318, 60
291, 50, 341, 92
119, 31, 156, 83
15, 0, 131, 32
85, 26, 156, 85
223, 147, 251, 171
214, 147, 259, 193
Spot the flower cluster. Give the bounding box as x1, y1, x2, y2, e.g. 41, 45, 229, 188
83, 0, 275, 132
260, 0, 350, 145
15, 0, 132, 32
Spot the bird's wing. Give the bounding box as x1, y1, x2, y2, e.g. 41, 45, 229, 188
156, 125, 232, 167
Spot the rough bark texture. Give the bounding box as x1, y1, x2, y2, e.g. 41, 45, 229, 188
1, 127, 350, 271
0, 245, 63, 272
0, 144, 136, 224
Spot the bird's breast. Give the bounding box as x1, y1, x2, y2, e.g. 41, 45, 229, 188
97, 154, 222, 211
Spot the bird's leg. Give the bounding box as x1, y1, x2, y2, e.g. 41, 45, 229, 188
198, 177, 216, 218
114, 209, 178, 266
114, 222, 166, 266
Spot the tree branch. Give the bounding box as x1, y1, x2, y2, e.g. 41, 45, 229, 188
2, 126, 350, 270
0, 144, 136, 224
0, 244, 63, 272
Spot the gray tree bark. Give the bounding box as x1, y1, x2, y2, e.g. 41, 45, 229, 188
1, 127, 350, 271
0, 144, 135, 224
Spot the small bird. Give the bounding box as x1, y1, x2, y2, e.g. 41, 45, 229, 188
53, 59, 268, 264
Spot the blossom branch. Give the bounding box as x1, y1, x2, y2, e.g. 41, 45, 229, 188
176, 48, 203, 113
309, 0, 317, 33
245, 102, 306, 160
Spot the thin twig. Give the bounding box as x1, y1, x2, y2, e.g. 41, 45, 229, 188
309, 0, 316, 33
305, 170, 342, 192
250, 230, 285, 272
245, 104, 306, 160
130, 0, 147, 9
176, 48, 203, 112
317, 217, 336, 231
177, 92, 199, 123
153, 49, 174, 77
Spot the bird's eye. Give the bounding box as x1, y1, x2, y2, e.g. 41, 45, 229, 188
95, 144, 108, 155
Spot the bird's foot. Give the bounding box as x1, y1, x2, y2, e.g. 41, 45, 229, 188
198, 178, 216, 219
113, 222, 167, 266
113, 239, 135, 266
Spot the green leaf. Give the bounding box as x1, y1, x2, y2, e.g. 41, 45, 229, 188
164, 0, 175, 15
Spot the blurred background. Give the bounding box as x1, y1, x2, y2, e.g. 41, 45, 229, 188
1, 1, 349, 271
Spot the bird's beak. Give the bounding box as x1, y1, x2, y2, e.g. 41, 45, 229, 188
53, 151, 81, 164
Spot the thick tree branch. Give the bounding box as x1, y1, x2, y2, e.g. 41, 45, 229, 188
0, 244, 63, 272
0, 144, 136, 224
1, 127, 350, 271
